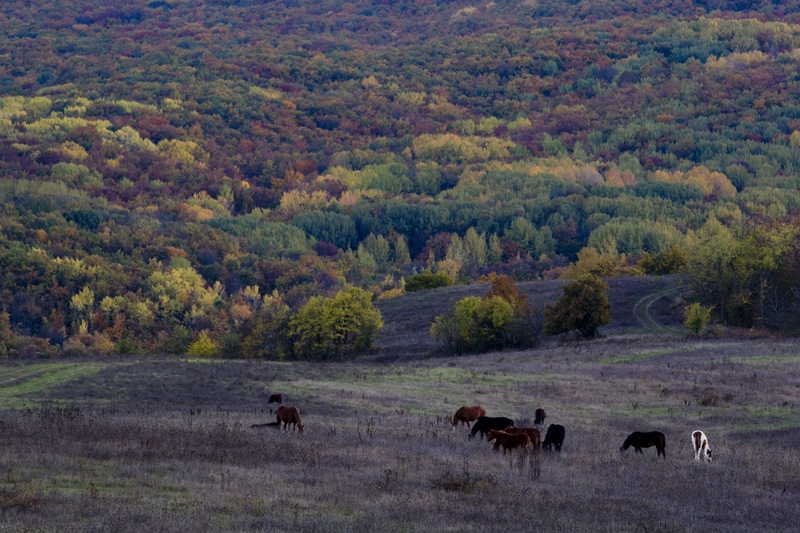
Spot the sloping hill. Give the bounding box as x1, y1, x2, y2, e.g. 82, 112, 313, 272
373, 275, 685, 358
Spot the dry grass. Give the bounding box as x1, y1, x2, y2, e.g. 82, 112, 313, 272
1, 332, 799, 532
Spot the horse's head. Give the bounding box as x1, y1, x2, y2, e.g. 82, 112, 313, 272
706, 449, 712, 462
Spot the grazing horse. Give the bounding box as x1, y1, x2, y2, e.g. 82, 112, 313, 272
620, 431, 665, 457
487, 430, 531, 455
542, 424, 565, 452
452, 406, 486, 429
275, 405, 304, 432
469, 416, 514, 440
503, 426, 541, 449
692, 430, 712, 462
534, 408, 546, 427
268, 393, 283, 404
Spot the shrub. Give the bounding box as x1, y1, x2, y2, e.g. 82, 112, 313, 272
405, 270, 454, 292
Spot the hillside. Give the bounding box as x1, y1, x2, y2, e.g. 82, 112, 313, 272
374, 274, 686, 358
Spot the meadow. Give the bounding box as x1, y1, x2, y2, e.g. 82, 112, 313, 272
1, 330, 799, 532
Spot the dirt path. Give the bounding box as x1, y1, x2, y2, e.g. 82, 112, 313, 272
0, 367, 49, 386
632, 284, 686, 334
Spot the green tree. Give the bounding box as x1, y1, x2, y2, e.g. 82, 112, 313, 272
543, 274, 610, 338
684, 303, 713, 335
288, 286, 383, 359
241, 291, 291, 359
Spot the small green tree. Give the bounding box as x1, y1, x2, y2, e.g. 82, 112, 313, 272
684, 303, 713, 335
543, 274, 610, 338
163, 325, 191, 354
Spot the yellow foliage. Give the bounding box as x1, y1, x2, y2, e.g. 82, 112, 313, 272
397, 91, 426, 106
412, 133, 515, 163
436, 258, 462, 279
279, 189, 330, 211
25, 116, 113, 139
106, 125, 156, 151
377, 288, 405, 300
507, 117, 532, 130
562, 247, 642, 278
183, 203, 216, 222
706, 50, 768, 72
157, 138, 208, 164
452, 6, 478, 18
187, 190, 229, 216
248, 85, 283, 100
649, 165, 736, 197
361, 76, 380, 89
59, 141, 89, 160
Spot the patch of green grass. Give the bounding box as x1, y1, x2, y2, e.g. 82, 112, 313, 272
598, 342, 740, 363
0, 363, 105, 408
717, 353, 800, 364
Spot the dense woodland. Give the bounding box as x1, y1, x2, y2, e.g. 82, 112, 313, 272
4, 0, 800, 357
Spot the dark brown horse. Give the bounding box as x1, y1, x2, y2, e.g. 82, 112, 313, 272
620, 431, 665, 457
452, 405, 486, 428
268, 393, 283, 404
275, 405, 304, 432
534, 408, 546, 426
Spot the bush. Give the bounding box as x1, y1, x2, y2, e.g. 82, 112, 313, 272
405, 270, 454, 292
543, 274, 610, 338
431, 275, 538, 354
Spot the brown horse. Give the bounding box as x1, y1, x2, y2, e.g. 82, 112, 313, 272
452, 405, 486, 428
620, 431, 665, 457
268, 393, 283, 404
487, 430, 531, 455
275, 405, 304, 432
503, 426, 541, 449
534, 408, 546, 426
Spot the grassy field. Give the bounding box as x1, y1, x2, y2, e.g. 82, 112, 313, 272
1, 277, 799, 531
2, 337, 799, 531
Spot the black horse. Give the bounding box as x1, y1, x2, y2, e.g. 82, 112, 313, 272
469, 416, 514, 440
542, 424, 565, 452
620, 431, 666, 457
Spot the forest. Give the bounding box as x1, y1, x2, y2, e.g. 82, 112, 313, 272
3, 0, 800, 358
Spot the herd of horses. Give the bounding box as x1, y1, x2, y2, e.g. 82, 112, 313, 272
253, 395, 712, 463
451, 404, 712, 462
452, 404, 563, 456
